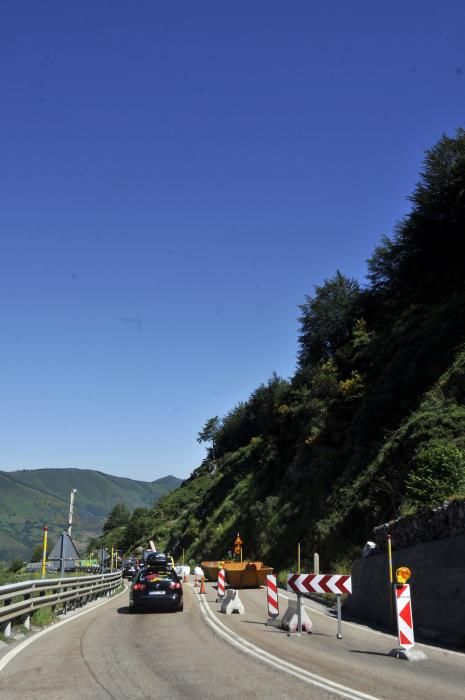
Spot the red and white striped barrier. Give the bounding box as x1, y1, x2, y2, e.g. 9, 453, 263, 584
287, 573, 352, 595
216, 568, 225, 601
394, 584, 414, 650
266, 574, 279, 619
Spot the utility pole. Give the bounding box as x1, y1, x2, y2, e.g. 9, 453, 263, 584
68, 489, 77, 536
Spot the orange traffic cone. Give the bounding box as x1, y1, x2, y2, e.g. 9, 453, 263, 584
194, 575, 199, 588
199, 576, 207, 594
183, 572, 189, 584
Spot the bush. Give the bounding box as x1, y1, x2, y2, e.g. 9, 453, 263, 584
406, 440, 465, 505
8, 559, 24, 573
32, 606, 56, 627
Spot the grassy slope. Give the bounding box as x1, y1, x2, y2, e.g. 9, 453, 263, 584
87, 132, 465, 571
0, 468, 182, 562
138, 306, 465, 572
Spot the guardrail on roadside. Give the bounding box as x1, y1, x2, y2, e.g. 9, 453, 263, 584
0, 571, 123, 637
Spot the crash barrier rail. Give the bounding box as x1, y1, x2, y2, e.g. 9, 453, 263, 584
0, 570, 122, 637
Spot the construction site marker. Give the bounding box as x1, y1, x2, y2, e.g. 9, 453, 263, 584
287, 574, 352, 595
217, 568, 225, 602
287, 572, 352, 638
389, 577, 427, 661
266, 574, 279, 619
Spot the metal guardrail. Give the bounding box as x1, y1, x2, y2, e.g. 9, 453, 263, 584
0, 570, 123, 637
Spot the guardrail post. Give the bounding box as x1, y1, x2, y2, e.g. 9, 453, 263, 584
1, 620, 12, 638
23, 591, 31, 630
1, 598, 12, 638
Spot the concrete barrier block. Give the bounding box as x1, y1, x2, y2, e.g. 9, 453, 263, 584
280, 599, 312, 633
220, 589, 244, 615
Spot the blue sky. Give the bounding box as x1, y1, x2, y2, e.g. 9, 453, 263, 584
1, 1, 464, 481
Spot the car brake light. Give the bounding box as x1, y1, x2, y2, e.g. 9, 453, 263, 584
133, 583, 146, 591
169, 582, 182, 590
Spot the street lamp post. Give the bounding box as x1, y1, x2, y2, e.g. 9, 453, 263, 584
68, 489, 77, 537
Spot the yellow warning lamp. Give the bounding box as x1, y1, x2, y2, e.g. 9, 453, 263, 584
396, 566, 411, 584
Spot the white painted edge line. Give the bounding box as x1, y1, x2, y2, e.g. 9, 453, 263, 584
277, 588, 465, 658
0, 584, 128, 674
196, 589, 381, 700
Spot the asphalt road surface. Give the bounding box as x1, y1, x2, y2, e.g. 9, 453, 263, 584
0, 580, 463, 700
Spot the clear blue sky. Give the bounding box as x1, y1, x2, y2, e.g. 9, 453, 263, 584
1, 1, 464, 481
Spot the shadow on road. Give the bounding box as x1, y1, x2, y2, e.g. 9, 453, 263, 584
350, 650, 391, 657
116, 606, 181, 615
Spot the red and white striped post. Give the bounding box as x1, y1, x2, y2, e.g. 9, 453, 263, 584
389, 573, 427, 660
394, 584, 414, 650
216, 568, 225, 602
266, 574, 279, 619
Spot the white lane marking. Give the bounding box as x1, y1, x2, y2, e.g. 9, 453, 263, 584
0, 585, 128, 673
197, 590, 381, 700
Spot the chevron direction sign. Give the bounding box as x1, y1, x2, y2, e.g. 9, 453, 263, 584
394, 584, 414, 650
287, 573, 352, 595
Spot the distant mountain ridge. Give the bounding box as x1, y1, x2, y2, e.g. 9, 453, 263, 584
0, 468, 182, 562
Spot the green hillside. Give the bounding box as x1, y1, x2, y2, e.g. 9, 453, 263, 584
107, 128, 465, 572
0, 468, 182, 562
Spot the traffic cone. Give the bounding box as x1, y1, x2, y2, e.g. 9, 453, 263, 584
194, 575, 199, 588
199, 576, 207, 594
183, 572, 189, 584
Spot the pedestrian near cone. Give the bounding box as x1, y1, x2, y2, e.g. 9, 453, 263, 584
194, 564, 203, 589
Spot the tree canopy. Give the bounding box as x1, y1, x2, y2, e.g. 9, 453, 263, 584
102, 502, 131, 533
297, 270, 360, 369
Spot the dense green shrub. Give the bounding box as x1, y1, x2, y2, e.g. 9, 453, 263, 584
406, 440, 465, 505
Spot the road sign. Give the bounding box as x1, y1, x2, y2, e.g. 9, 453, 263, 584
234, 534, 243, 546
394, 584, 414, 650
287, 572, 352, 638
287, 573, 352, 595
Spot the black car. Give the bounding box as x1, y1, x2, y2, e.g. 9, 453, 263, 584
142, 551, 174, 569
129, 567, 183, 613
122, 559, 138, 579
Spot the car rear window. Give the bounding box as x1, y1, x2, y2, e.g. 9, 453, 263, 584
145, 553, 168, 564
140, 569, 178, 583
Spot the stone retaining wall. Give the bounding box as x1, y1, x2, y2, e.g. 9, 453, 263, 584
345, 501, 465, 647
373, 499, 465, 550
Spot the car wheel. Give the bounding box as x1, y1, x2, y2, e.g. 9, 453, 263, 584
178, 601, 183, 612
